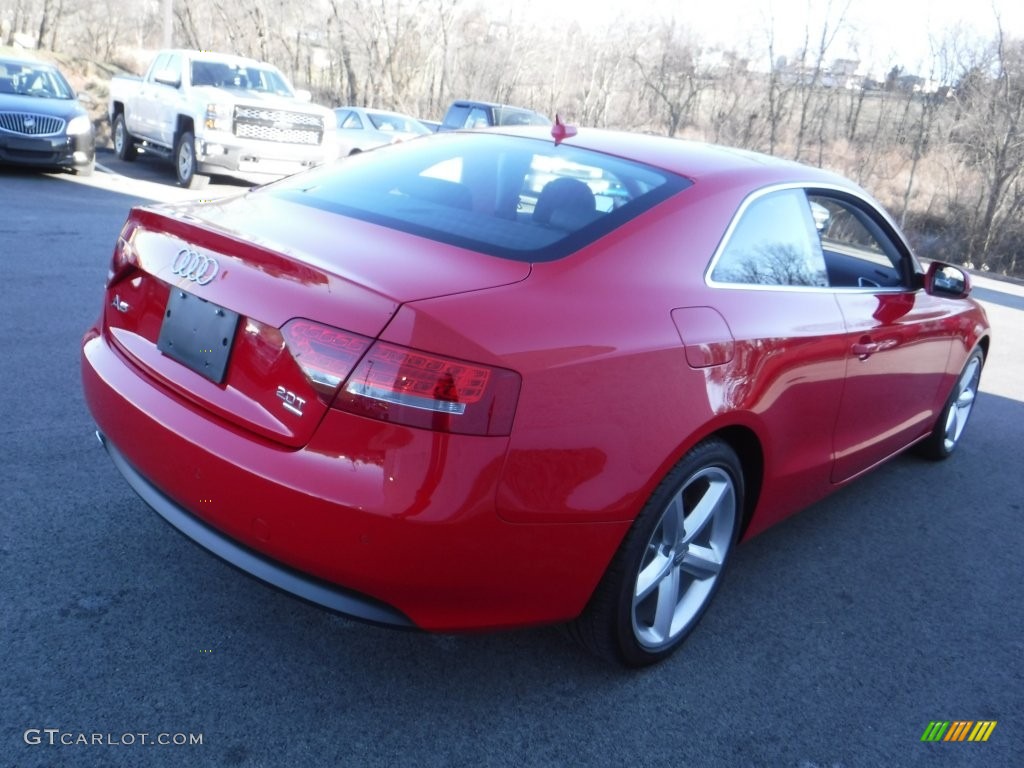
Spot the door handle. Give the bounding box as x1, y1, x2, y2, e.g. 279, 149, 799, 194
852, 338, 897, 360
852, 341, 879, 358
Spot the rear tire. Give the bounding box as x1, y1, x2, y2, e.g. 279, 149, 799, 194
916, 348, 984, 460
569, 439, 743, 667
112, 114, 137, 161
175, 130, 209, 190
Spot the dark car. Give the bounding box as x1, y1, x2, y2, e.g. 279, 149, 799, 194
439, 99, 550, 131
82, 126, 988, 667
0, 56, 95, 176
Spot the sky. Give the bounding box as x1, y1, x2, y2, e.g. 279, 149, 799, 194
520, 0, 1024, 79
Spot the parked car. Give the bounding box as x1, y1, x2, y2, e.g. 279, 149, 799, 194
109, 49, 335, 188
0, 56, 95, 176
439, 99, 550, 130
333, 107, 431, 155
81, 126, 989, 667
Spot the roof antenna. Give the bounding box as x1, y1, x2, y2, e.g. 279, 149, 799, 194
551, 115, 577, 145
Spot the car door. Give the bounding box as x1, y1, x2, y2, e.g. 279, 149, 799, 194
151, 52, 183, 148
706, 187, 850, 514
809, 190, 955, 481
129, 52, 169, 141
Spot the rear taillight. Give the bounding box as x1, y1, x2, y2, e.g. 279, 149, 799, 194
107, 221, 140, 286
283, 320, 520, 436
337, 340, 520, 436
282, 319, 372, 396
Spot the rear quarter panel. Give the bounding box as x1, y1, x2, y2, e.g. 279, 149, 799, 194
386, 183, 844, 535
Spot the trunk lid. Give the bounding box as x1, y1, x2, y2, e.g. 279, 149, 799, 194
104, 196, 530, 447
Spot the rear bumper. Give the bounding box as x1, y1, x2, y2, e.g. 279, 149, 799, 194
81, 327, 625, 630
96, 429, 413, 627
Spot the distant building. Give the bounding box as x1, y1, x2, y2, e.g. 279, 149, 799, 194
772, 56, 864, 89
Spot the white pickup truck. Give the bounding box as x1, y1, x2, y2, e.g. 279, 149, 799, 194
109, 49, 336, 188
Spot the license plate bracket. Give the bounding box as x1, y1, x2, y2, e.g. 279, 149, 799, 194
157, 289, 239, 384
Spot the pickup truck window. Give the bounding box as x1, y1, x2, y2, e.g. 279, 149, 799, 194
465, 107, 489, 128
163, 53, 182, 85
442, 104, 471, 130
190, 61, 293, 96
149, 53, 171, 81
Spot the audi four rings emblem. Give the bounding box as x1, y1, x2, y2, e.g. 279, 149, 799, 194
172, 249, 219, 285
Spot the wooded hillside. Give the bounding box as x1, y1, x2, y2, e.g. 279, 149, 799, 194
4, 0, 1022, 276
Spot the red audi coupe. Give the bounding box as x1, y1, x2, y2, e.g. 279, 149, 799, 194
81, 126, 990, 666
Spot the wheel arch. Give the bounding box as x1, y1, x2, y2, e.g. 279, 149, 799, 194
976, 333, 991, 360
175, 114, 196, 142
708, 424, 764, 541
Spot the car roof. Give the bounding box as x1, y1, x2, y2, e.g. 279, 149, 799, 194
450, 100, 540, 112
487, 126, 860, 192
335, 106, 415, 117
169, 49, 272, 68
0, 56, 58, 70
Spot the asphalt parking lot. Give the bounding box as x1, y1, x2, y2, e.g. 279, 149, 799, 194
1, 159, 1022, 767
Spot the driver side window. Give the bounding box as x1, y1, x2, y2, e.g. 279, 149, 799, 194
808, 193, 909, 289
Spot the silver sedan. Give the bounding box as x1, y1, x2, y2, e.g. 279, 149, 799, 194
333, 107, 431, 155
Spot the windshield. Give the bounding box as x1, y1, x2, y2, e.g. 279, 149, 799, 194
269, 132, 688, 262
190, 61, 295, 96
0, 61, 74, 99
367, 112, 430, 135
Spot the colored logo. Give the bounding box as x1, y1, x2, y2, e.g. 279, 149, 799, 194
920, 721, 997, 742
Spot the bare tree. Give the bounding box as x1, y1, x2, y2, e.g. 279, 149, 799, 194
792, 0, 852, 161
950, 28, 1024, 271
630, 20, 704, 137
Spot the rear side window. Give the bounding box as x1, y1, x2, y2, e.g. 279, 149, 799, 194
270, 133, 689, 262
339, 111, 363, 129
710, 188, 829, 288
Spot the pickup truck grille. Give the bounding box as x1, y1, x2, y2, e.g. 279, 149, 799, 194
233, 107, 323, 145
0, 112, 65, 136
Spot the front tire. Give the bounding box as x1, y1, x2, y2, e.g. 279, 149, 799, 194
112, 114, 137, 161
570, 439, 743, 667
916, 348, 984, 460
174, 130, 209, 190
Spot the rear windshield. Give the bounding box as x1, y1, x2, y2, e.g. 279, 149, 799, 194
269, 133, 688, 262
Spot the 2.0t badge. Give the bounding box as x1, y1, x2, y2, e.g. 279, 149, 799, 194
276, 386, 306, 417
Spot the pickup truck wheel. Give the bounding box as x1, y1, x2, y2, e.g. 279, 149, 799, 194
175, 131, 209, 190
113, 115, 137, 161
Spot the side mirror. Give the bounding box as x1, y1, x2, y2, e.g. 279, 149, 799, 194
153, 68, 181, 88
923, 261, 971, 299
294, 89, 312, 103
